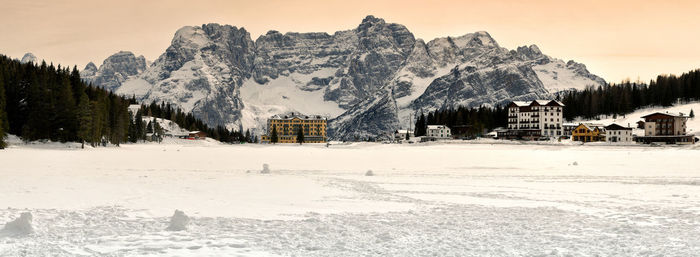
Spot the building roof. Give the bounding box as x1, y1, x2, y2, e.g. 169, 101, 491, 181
605, 123, 633, 130
577, 123, 605, 131
427, 125, 448, 129
270, 112, 326, 120
640, 112, 686, 118
508, 100, 565, 108
511, 101, 530, 107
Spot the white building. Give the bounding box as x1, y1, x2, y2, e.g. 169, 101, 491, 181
394, 129, 414, 140
507, 100, 564, 139
427, 125, 451, 139
604, 124, 633, 143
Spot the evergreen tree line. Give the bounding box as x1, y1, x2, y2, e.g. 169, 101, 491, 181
414, 106, 508, 137
136, 100, 257, 143
559, 69, 700, 120
0, 55, 255, 148
0, 55, 134, 147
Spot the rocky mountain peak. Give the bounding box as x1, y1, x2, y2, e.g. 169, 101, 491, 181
81, 51, 147, 91
81, 62, 98, 77
359, 15, 385, 28
21, 53, 37, 64
515, 44, 544, 60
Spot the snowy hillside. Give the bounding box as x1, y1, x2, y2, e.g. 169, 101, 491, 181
577, 102, 700, 136
82, 16, 606, 140
1, 142, 699, 255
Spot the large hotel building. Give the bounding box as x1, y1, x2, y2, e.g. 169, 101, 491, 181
503, 100, 565, 139
261, 113, 328, 143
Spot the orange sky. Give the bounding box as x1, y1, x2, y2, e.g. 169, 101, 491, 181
2, 0, 699, 82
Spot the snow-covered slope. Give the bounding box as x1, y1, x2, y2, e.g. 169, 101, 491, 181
577, 102, 700, 137
87, 16, 606, 140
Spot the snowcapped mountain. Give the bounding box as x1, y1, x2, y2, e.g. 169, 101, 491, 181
82, 51, 147, 91
84, 15, 605, 140
20, 53, 38, 64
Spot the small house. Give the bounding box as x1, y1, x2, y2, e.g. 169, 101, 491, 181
571, 123, 605, 142
604, 123, 634, 143
426, 125, 451, 139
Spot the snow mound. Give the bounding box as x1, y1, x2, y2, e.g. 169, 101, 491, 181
261, 164, 271, 174
1, 212, 33, 236
166, 210, 190, 231
365, 170, 374, 176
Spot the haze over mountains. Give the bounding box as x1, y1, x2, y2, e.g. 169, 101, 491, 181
75, 15, 605, 140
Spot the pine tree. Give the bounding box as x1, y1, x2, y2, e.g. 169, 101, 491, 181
245, 129, 251, 143
135, 110, 145, 142
147, 120, 153, 134
0, 72, 7, 149
405, 130, 410, 140
271, 125, 278, 144
55, 77, 76, 142
690, 109, 695, 118
77, 91, 92, 148
153, 117, 163, 143
297, 127, 304, 145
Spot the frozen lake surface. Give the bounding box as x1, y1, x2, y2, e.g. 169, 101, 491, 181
1, 141, 699, 256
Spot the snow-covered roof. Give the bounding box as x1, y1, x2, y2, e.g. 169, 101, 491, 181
605, 123, 633, 130
270, 112, 326, 121
511, 101, 530, 107
641, 112, 686, 118
509, 100, 564, 107
427, 125, 448, 129
577, 123, 604, 131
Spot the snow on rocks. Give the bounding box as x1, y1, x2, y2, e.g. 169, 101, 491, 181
166, 210, 190, 231
1, 212, 33, 236
261, 164, 271, 174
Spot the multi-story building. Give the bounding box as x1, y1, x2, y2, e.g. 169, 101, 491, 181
638, 112, 695, 144
604, 123, 634, 143
261, 113, 327, 143
426, 125, 451, 139
505, 100, 564, 139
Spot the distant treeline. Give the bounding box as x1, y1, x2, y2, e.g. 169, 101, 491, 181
414, 106, 507, 137
415, 69, 700, 136
0, 55, 249, 148
560, 69, 700, 120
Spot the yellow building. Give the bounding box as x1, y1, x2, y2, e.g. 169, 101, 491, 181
261, 113, 327, 143
571, 123, 606, 142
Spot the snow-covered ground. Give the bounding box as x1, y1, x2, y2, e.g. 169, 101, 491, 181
1, 141, 699, 256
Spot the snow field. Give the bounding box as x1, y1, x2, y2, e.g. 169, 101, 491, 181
1, 142, 699, 256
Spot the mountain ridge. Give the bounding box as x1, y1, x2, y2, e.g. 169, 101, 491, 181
82, 15, 606, 140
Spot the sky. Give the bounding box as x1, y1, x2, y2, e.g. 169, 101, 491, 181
1, 0, 699, 83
